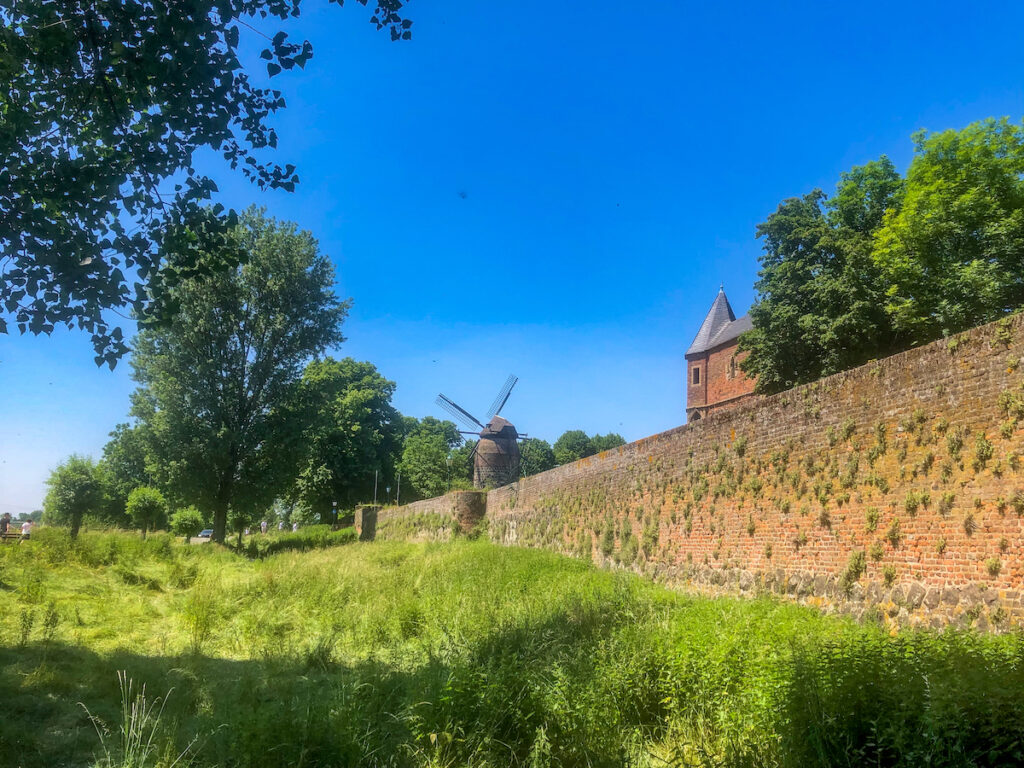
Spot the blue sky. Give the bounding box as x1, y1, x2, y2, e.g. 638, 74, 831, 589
3, 0, 1024, 514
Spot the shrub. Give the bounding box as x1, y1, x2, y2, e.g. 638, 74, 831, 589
840, 550, 867, 593
938, 492, 956, 515
986, 557, 1002, 577
885, 518, 902, 547
883, 565, 897, 587
865, 507, 880, 532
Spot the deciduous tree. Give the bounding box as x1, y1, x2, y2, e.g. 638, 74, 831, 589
874, 118, 1024, 343
170, 506, 206, 544
126, 486, 167, 539
42, 455, 108, 538
100, 423, 153, 524
130, 209, 347, 543
0, 0, 409, 362
740, 158, 903, 392
553, 430, 596, 465
399, 418, 463, 500
291, 358, 404, 519
519, 438, 556, 476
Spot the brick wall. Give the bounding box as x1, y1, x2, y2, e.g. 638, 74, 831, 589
393, 315, 1024, 630
706, 345, 756, 409
687, 342, 756, 417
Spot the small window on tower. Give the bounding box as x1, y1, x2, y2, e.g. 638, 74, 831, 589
692, 367, 700, 385
729, 357, 737, 379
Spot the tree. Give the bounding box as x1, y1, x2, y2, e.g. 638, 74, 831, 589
100, 423, 154, 525
1, 0, 409, 363
170, 506, 206, 544
449, 440, 477, 487
43, 455, 107, 539
553, 430, 596, 465
126, 487, 167, 539
874, 118, 1024, 344
290, 358, 404, 520
519, 438, 556, 476
740, 157, 903, 393
399, 418, 463, 500
130, 209, 348, 543
592, 433, 626, 452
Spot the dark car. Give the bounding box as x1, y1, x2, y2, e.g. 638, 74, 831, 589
198, 529, 214, 539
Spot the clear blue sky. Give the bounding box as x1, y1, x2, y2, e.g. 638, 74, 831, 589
3, 0, 1024, 514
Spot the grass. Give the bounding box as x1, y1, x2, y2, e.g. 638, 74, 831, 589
2, 529, 1024, 767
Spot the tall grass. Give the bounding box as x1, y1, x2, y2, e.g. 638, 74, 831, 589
1, 530, 1023, 766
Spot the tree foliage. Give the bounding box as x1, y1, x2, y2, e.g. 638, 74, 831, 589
0, 0, 409, 362
553, 430, 596, 465
742, 119, 1024, 392
130, 209, 347, 543
100, 423, 153, 523
874, 118, 1024, 343
42, 455, 107, 538
125, 486, 166, 538
740, 157, 904, 393
592, 433, 626, 453
290, 357, 404, 518
398, 418, 463, 501
519, 438, 556, 477
170, 506, 206, 543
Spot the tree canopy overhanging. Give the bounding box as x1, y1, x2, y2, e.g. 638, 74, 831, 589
0, 0, 409, 365
741, 118, 1024, 394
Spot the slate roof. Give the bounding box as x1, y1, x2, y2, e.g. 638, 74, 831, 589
685, 288, 751, 356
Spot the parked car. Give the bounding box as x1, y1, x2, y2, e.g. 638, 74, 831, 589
198, 529, 213, 539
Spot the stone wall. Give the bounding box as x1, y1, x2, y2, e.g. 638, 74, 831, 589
373, 491, 486, 542
393, 315, 1024, 631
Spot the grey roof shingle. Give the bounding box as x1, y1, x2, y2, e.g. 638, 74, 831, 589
686, 288, 750, 356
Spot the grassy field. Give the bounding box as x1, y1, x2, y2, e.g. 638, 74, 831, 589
1, 529, 1024, 767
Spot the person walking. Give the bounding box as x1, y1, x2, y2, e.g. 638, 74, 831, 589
0, 512, 10, 536
260, 520, 268, 534
20, 519, 32, 541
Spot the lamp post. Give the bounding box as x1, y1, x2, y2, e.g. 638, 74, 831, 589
386, 486, 391, 506
446, 455, 451, 492
331, 500, 337, 527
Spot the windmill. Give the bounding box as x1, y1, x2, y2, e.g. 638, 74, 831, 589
436, 374, 523, 488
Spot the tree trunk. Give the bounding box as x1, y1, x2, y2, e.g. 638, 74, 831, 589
70, 511, 82, 540
212, 479, 232, 544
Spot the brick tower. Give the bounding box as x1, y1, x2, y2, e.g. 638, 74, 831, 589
685, 287, 756, 420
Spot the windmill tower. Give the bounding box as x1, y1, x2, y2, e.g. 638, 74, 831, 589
436, 375, 523, 488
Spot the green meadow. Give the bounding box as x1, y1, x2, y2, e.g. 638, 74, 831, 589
2, 529, 1023, 767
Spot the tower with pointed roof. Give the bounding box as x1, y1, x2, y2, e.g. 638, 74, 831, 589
685, 287, 756, 420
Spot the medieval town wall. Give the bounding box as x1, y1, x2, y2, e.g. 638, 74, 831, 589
378, 314, 1024, 630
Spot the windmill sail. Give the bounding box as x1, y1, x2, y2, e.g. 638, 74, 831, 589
436, 394, 485, 431
487, 374, 518, 420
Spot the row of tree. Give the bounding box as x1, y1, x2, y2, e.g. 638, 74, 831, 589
741, 117, 1024, 392
43, 209, 625, 542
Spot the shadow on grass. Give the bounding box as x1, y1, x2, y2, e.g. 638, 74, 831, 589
5, 613, 1024, 767
0, 601, 663, 768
